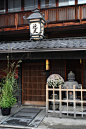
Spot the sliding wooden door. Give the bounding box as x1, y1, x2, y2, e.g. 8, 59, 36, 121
22, 63, 46, 106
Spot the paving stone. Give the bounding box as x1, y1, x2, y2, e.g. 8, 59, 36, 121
29, 108, 46, 127
2, 117, 32, 126
12, 112, 37, 119
1, 108, 44, 128
20, 108, 41, 113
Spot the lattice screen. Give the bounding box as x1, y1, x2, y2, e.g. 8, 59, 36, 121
22, 63, 46, 106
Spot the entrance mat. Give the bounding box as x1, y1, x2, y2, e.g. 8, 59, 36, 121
1, 108, 46, 128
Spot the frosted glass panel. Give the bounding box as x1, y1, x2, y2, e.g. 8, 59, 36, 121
40, 0, 55, 8
59, 0, 75, 6
78, 0, 86, 4
24, 0, 38, 10
8, 0, 21, 12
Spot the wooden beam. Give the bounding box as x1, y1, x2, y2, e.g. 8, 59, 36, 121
21, 0, 24, 11
6, 0, 8, 13
56, 0, 59, 7
75, 0, 78, 5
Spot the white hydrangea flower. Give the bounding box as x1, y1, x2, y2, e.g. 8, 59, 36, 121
47, 74, 64, 88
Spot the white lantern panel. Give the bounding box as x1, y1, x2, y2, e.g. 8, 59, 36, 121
41, 23, 44, 36
30, 22, 40, 35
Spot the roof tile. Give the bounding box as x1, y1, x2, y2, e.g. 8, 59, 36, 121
0, 37, 86, 52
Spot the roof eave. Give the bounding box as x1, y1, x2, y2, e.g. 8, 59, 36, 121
0, 48, 86, 53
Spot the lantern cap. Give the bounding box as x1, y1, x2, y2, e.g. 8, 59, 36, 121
26, 9, 46, 22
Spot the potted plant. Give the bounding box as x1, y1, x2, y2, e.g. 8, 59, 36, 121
47, 74, 64, 88
0, 56, 22, 115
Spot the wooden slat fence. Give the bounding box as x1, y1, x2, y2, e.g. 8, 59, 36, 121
46, 84, 86, 118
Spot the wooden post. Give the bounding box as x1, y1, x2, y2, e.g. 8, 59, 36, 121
21, 0, 24, 11
81, 60, 83, 88
75, 0, 78, 5
38, 0, 40, 9
56, 9, 58, 21
53, 86, 55, 116
75, 0, 78, 20
46, 83, 48, 117
22, 64, 24, 105
81, 86, 83, 117
15, 14, 18, 30
59, 85, 62, 118
66, 8, 67, 23
73, 85, 76, 118
65, 59, 66, 81
56, 0, 59, 21
45, 10, 48, 27
67, 86, 68, 116
56, 0, 59, 7
6, 0, 8, 13
79, 6, 82, 24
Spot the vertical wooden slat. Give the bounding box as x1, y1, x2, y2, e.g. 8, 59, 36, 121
53, 86, 55, 116
22, 64, 24, 104
46, 83, 48, 117
79, 6, 82, 24
75, 6, 78, 19
56, 9, 58, 21
81, 59, 84, 99
66, 8, 67, 20
15, 14, 18, 30
81, 59, 84, 89
81, 86, 83, 117
73, 85, 76, 118
67, 86, 68, 116
45, 10, 48, 27
59, 85, 62, 118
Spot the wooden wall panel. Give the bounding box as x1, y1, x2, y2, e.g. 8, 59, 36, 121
66, 59, 81, 84
51, 59, 65, 80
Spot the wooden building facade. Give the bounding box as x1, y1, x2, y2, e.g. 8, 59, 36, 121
0, 0, 86, 106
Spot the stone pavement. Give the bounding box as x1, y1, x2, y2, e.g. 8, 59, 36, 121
0, 106, 86, 129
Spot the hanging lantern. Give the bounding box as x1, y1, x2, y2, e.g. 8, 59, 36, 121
23, 9, 46, 40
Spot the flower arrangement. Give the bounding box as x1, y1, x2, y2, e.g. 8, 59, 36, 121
47, 74, 64, 88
